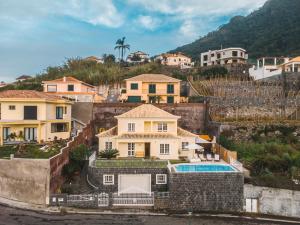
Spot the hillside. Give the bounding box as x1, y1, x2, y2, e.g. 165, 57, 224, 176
172, 0, 300, 60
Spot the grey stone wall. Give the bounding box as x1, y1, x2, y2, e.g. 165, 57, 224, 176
244, 184, 300, 218
88, 167, 168, 193
92, 103, 207, 134
168, 172, 244, 213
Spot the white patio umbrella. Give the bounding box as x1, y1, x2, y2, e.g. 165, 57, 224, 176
186, 143, 204, 151
195, 137, 211, 144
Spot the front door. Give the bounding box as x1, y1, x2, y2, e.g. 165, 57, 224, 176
145, 143, 150, 159
3, 127, 11, 141
167, 96, 174, 103
24, 127, 37, 142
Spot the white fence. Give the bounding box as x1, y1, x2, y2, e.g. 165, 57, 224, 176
112, 193, 154, 206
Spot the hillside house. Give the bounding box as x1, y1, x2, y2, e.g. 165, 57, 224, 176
97, 104, 198, 160
126, 51, 149, 63
16, 75, 32, 82
201, 48, 248, 67
42, 76, 104, 102
156, 52, 193, 69
282, 56, 300, 73
0, 90, 72, 145
83, 56, 104, 64
120, 74, 181, 103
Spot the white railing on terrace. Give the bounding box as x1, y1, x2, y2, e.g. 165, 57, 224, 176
230, 157, 244, 172
112, 193, 154, 206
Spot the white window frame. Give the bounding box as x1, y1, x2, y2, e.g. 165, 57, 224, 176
103, 174, 114, 185
128, 123, 135, 132
128, 143, 135, 157
156, 174, 167, 184
158, 123, 167, 132
105, 142, 112, 150
160, 144, 170, 155
182, 142, 189, 150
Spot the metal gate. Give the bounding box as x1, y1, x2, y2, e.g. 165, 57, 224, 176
98, 193, 109, 207
112, 193, 154, 206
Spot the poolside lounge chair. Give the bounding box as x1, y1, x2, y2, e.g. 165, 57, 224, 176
199, 154, 206, 161
214, 154, 220, 161
207, 154, 212, 161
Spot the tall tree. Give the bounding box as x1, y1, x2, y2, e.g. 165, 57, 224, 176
114, 37, 130, 62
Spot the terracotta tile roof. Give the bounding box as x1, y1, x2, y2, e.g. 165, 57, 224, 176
161, 52, 190, 58
125, 74, 181, 82
0, 90, 69, 102
288, 56, 300, 63
16, 75, 32, 80
115, 104, 180, 119
115, 133, 180, 139
42, 76, 94, 87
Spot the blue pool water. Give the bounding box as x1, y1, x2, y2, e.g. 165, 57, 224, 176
175, 164, 236, 172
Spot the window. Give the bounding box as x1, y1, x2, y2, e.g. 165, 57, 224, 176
158, 123, 167, 132
47, 85, 57, 92
130, 83, 138, 90
3, 127, 11, 141
217, 53, 221, 59
167, 96, 174, 103
182, 142, 189, 150
105, 142, 112, 150
9, 105, 15, 110
68, 84, 74, 91
156, 174, 167, 184
24, 106, 37, 120
167, 84, 174, 94
128, 143, 135, 156
203, 55, 208, 61
51, 123, 68, 133
103, 175, 114, 185
211, 53, 215, 57
56, 107, 64, 119
232, 51, 238, 57
160, 144, 170, 155
128, 123, 135, 132
149, 84, 156, 94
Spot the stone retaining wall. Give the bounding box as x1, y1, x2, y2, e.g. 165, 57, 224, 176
91, 103, 207, 134
168, 171, 244, 212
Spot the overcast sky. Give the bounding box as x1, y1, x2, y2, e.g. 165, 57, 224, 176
0, 0, 268, 82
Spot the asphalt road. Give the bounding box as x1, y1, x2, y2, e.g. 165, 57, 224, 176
0, 205, 299, 225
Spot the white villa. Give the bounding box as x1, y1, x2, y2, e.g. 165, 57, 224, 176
126, 51, 149, 63
200, 47, 248, 67
249, 56, 300, 80
97, 104, 198, 160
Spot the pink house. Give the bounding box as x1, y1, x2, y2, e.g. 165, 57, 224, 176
42, 76, 104, 102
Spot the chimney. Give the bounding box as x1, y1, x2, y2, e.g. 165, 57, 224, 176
63, 76, 66, 82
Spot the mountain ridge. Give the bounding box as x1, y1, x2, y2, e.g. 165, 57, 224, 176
171, 0, 300, 60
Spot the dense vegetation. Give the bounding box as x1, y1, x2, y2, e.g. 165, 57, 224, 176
220, 125, 300, 190
172, 0, 300, 60
0, 59, 195, 91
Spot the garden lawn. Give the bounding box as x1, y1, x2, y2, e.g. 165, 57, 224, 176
0, 142, 66, 159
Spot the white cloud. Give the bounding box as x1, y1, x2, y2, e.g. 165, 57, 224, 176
127, 0, 267, 42
0, 0, 123, 28
136, 15, 160, 30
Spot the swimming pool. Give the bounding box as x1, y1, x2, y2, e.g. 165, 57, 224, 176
175, 164, 237, 172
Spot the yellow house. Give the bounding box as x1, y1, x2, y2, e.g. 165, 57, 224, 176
281, 56, 300, 73
42, 76, 104, 102
121, 74, 181, 103
0, 90, 72, 145
97, 104, 197, 160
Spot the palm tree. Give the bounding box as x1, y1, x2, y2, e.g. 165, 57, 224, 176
114, 37, 130, 62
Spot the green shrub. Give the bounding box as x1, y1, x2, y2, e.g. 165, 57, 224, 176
99, 149, 119, 159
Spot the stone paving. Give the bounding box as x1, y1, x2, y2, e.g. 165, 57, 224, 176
0, 205, 299, 225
